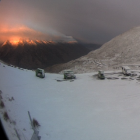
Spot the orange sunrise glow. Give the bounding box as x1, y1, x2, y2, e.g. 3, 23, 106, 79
9, 38, 22, 46
0, 24, 77, 46
0, 24, 50, 43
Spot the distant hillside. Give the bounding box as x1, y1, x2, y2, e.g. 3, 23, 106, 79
0, 40, 100, 69
46, 26, 140, 73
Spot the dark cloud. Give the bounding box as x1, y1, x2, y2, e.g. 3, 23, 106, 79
1, 0, 140, 43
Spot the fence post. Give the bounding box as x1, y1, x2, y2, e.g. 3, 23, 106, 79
14, 128, 21, 140
28, 111, 34, 131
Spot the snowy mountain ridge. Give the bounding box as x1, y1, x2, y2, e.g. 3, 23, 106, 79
1, 39, 57, 47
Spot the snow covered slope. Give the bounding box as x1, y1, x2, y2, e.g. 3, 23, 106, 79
1, 63, 140, 140
46, 26, 140, 73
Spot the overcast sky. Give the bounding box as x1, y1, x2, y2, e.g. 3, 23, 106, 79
1, 0, 140, 44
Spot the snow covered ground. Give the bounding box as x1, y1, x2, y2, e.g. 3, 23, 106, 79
1, 63, 140, 140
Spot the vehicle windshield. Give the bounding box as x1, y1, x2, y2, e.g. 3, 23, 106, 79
65, 71, 74, 74
127, 70, 131, 73
99, 71, 104, 74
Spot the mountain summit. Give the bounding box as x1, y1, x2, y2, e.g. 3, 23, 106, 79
1, 39, 76, 47
2, 39, 55, 47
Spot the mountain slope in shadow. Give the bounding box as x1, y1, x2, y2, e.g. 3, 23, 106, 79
0, 41, 101, 70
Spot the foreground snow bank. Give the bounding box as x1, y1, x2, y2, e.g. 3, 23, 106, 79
0, 64, 140, 140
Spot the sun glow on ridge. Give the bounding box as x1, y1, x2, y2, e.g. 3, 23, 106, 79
0, 24, 77, 47
9, 37, 23, 46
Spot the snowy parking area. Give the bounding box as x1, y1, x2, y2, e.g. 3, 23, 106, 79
0, 64, 140, 140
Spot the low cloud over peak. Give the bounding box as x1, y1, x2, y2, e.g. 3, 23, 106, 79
0, 24, 77, 43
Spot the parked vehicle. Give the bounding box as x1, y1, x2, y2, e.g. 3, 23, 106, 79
36, 68, 45, 78
122, 66, 131, 76
64, 70, 76, 79
98, 70, 105, 79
